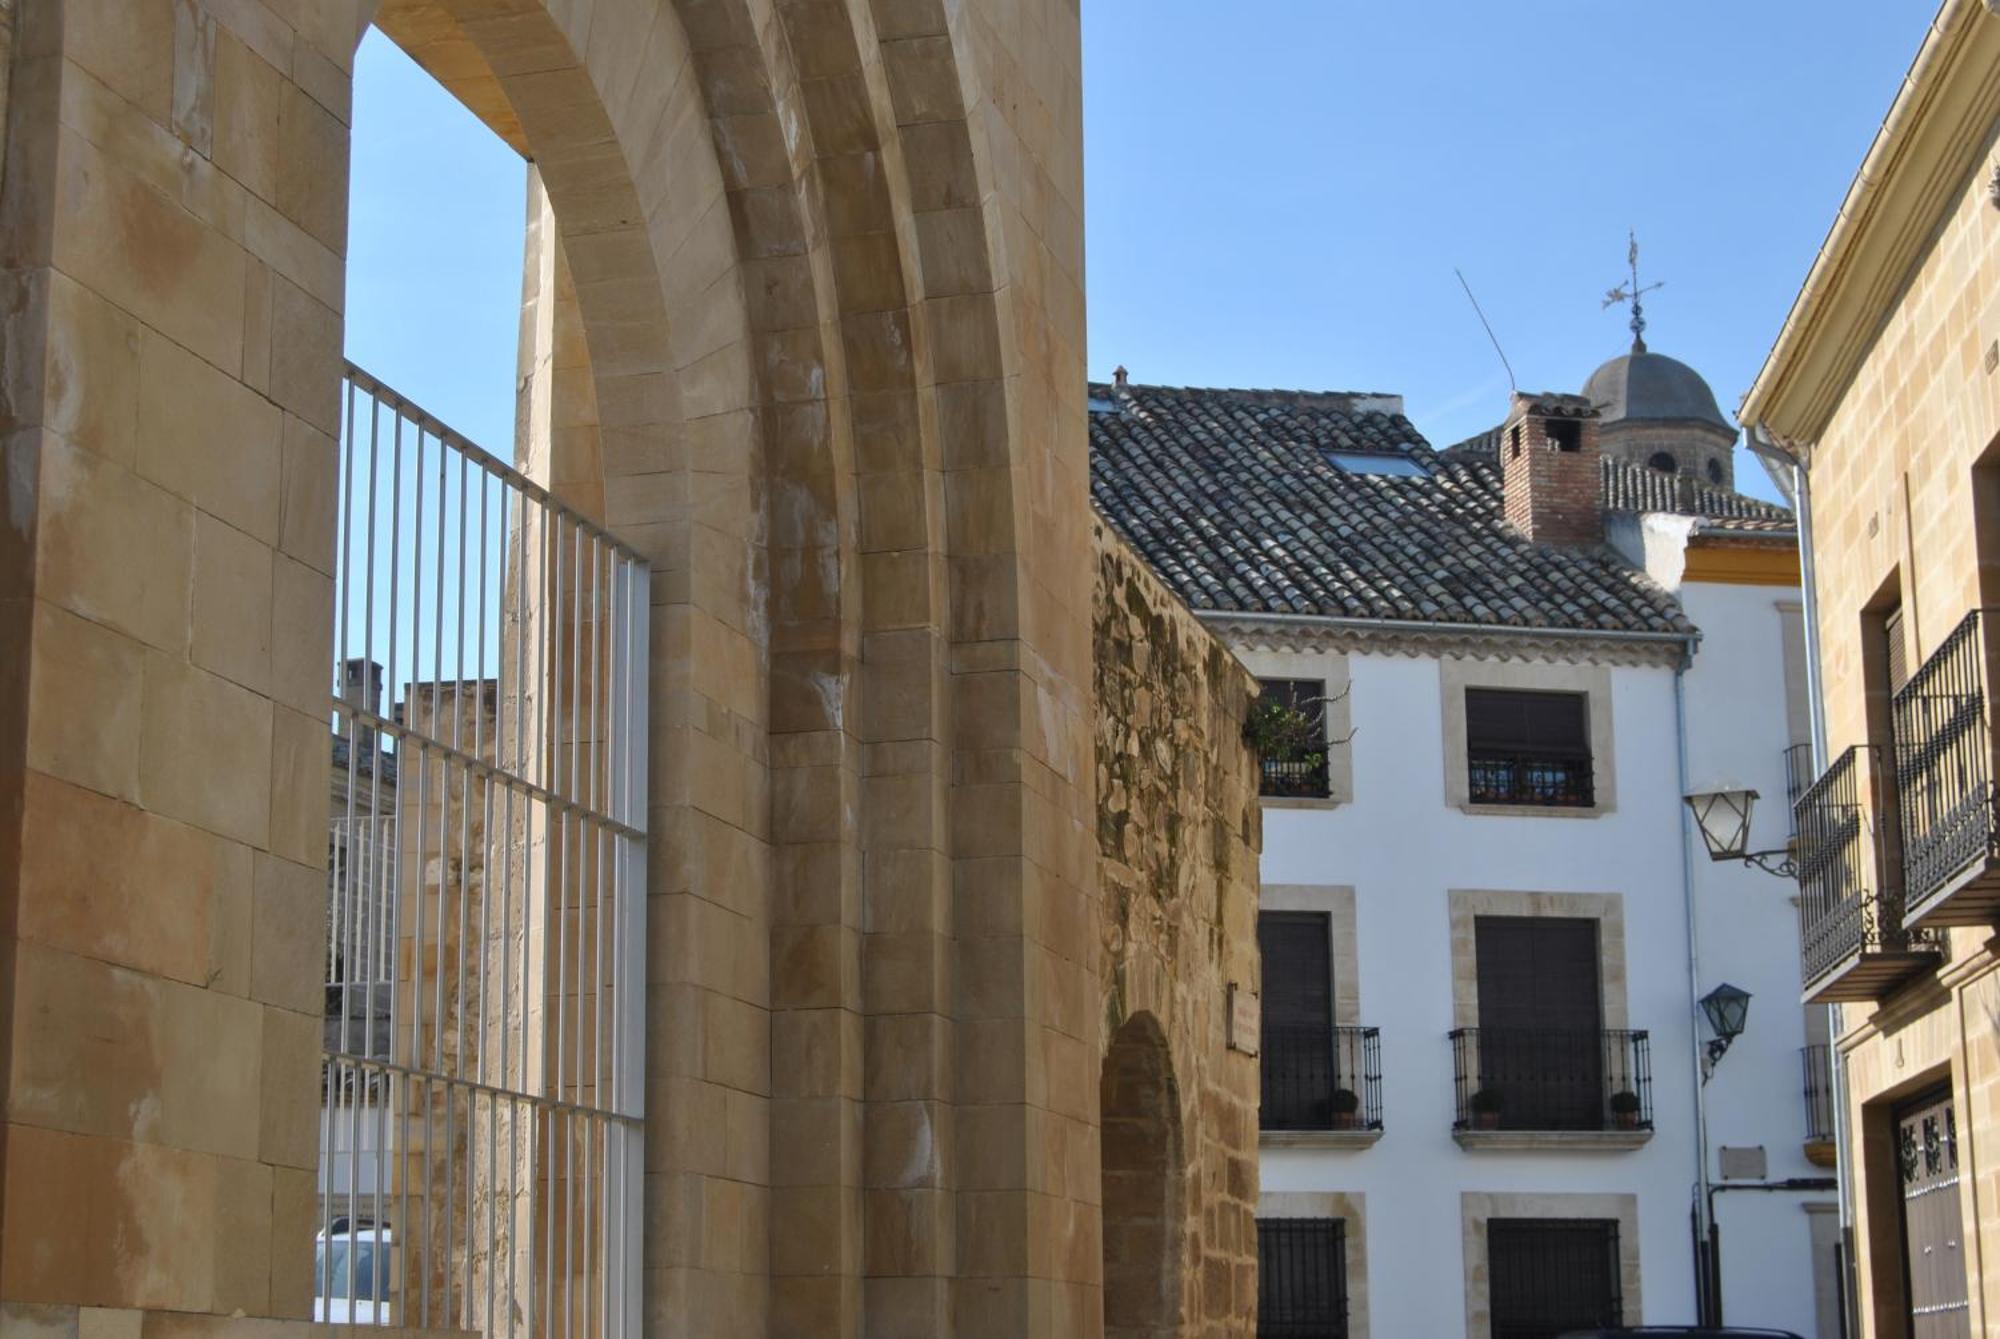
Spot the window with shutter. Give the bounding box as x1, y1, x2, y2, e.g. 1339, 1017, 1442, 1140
1257, 1218, 1349, 1339
1487, 1218, 1622, 1339
1885, 605, 1909, 694
1465, 688, 1593, 807
1259, 912, 1333, 1130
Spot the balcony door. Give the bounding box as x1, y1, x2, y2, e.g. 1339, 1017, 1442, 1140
1259, 912, 1334, 1130
1897, 1088, 1971, 1338
1475, 917, 1602, 1130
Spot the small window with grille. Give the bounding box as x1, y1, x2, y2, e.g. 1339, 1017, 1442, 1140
1465, 688, 1593, 808
1254, 678, 1331, 799
1257, 1217, 1349, 1339
1487, 1218, 1622, 1339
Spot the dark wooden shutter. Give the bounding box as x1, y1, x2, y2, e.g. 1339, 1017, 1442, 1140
1487, 1218, 1622, 1339
1475, 917, 1602, 1129
1257, 1218, 1349, 1339
1465, 689, 1587, 756
1886, 606, 1910, 695
1258, 912, 1333, 1130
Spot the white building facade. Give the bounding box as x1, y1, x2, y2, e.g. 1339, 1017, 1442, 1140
1089, 360, 1830, 1336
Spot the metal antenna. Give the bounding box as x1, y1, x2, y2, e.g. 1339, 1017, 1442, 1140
1454, 267, 1516, 394
1602, 229, 1664, 353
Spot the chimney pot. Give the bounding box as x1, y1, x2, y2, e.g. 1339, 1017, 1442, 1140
1113, 365, 1128, 389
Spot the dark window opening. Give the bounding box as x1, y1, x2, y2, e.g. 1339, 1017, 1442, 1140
1509, 424, 1522, 458
1465, 687, 1592, 807
1488, 1218, 1622, 1339
1546, 418, 1582, 452
1256, 678, 1331, 799
1647, 452, 1677, 474
1258, 1218, 1349, 1339
1259, 912, 1332, 1130
1706, 457, 1725, 485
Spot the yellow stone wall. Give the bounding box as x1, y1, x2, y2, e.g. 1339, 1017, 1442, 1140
1764, 33, 2000, 1336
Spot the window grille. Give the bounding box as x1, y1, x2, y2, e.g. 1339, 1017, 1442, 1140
1257, 1217, 1349, 1338
1465, 688, 1592, 807
1487, 1218, 1622, 1339
322, 363, 648, 1335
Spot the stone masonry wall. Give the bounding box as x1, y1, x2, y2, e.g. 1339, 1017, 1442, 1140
1092, 518, 1262, 1337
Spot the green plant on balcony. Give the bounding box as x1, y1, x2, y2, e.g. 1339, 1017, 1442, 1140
1609, 1089, 1642, 1129
1243, 696, 1326, 769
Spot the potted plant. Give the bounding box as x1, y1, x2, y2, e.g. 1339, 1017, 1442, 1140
1609, 1089, 1643, 1130
1330, 1087, 1362, 1130
1469, 1088, 1503, 1131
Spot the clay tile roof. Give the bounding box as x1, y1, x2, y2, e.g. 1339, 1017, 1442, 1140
1088, 383, 1697, 635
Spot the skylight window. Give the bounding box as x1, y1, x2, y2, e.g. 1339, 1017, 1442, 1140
1088, 394, 1120, 414
1324, 450, 1425, 477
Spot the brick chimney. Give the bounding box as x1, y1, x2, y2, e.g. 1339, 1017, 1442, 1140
1499, 391, 1604, 546
340, 658, 385, 757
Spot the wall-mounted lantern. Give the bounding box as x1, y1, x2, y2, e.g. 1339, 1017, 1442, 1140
1698, 982, 1753, 1083
1684, 787, 1795, 878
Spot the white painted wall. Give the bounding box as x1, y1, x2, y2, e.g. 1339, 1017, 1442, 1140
1251, 645, 1701, 1335
1248, 590, 1825, 1335
1678, 577, 1833, 1338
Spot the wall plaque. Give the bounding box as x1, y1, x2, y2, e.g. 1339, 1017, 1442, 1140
1227, 983, 1260, 1057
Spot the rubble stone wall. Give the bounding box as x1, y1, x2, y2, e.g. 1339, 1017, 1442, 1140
1092, 518, 1263, 1337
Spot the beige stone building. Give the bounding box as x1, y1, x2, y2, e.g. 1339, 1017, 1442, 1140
1739, 2, 2000, 1334
0, 2, 1264, 1336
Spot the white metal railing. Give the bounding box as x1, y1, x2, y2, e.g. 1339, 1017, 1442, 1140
323, 361, 647, 1336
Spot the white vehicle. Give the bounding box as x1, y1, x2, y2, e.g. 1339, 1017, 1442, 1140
314, 1219, 395, 1325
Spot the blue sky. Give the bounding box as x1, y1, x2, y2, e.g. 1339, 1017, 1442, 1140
347, 4, 1932, 504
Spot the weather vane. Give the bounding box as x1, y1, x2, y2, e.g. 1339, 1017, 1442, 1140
1602, 230, 1664, 354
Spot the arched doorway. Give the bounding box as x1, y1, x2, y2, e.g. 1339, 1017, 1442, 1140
1102, 1012, 1186, 1339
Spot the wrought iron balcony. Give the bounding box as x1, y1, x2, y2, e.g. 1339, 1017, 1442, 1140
1801, 1044, 1835, 1145
1793, 744, 1942, 1004
1467, 752, 1593, 808
1894, 607, 2000, 926
1448, 1027, 1651, 1137
1260, 754, 1332, 800
1260, 1024, 1382, 1134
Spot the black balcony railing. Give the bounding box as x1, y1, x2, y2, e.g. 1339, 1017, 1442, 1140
1449, 1027, 1652, 1133
1261, 754, 1332, 799
1467, 753, 1593, 808
1802, 1044, 1835, 1144
1793, 744, 1941, 990
1261, 1024, 1383, 1132
1893, 607, 2000, 914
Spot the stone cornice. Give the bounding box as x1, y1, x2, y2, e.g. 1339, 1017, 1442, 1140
1740, 0, 2000, 439
1198, 612, 1692, 669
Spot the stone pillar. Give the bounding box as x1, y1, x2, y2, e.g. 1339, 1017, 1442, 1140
0, 0, 353, 1317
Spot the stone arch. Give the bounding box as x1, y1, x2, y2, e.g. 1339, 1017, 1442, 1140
1101, 1011, 1187, 1339
0, 0, 1090, 1327
1648, 450, 1678, 474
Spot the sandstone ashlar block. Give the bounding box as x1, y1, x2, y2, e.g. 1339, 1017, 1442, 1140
35, 434, 195, 659
25, 601, 144, 801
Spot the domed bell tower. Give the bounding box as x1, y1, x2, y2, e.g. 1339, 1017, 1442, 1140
1588, 235, 1740, 488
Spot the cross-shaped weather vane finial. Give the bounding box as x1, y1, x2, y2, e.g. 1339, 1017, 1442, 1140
1602, 230, 1664, 354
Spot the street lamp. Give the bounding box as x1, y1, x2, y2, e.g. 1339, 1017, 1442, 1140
1683, 786, 1796, 878
1698, 982, 1752, 1082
